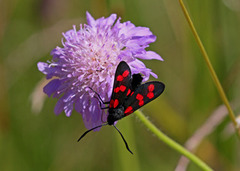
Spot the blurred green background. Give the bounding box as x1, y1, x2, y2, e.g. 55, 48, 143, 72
1, 0, 240, 170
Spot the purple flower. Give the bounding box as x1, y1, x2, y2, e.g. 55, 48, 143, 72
37, 12, 163, 130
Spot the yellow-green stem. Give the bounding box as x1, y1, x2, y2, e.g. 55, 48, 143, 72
135, 110, 213, 171
178, 0, 240, 135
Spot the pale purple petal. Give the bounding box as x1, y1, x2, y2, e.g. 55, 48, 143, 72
75, 97, 83, 113
54, 98, 64, 115
62, 90, 75, 103
129, 59, 146, 69
132, 27, 152, 36
136, 51, 163, 61
150, 72, 158, 78
43, 79, 61, 97
98, 14, 117, 27
130, 35, 156, 46
86, 11, 96, 27
64, 101, 74, 117
37, 62, 49, 75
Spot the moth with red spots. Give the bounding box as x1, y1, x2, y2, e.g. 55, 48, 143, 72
78, 61, 165, 154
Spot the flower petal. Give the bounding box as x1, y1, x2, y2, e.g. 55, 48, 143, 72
150, 71, 158, 78
132, 27, 152, 36
75, 97, 83, 114
64, 101, 74, 117
102, 14, 117, 27
86, 11, 96, 27
62, 90, 75, 103
43, 79, 61, 97
54, 98, 64, 115
136, 51, 163, 61
37, 62, 49, 75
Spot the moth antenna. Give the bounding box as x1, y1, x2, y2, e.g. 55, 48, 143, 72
87, 87, 109, 105
78, 123, 108, 142
113, 125, 133, 154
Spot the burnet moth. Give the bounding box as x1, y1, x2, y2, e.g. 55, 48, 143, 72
78, 61, 165, 154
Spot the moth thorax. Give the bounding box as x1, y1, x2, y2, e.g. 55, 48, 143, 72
107, 106, 125, 125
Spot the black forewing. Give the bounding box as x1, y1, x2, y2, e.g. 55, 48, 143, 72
123, 81, 165, 115
110, 61, 132, 107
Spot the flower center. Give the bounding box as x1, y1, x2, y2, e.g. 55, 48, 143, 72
65, 26, 123, 99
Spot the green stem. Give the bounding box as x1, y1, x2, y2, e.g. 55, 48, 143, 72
135, 110, 213, 171
178, 0, 240, 135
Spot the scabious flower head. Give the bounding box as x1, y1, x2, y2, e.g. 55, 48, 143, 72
37, 12, 163, 130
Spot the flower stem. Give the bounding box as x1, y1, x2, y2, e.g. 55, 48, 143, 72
135, 110, 213, 171
178, 0, 240, 136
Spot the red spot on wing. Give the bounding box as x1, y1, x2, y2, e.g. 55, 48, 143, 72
130, 91, 134, 96
147, 92, 154, 99
116, 70, 129, 82
147, 84, 155, 99
113, 99, 119, 108
124, 106, 133, 115
110, 99, 114, 108
117, 75, 123, 81
127, 89, 131, 96
122, 70, 130, 77
148, 84, 155, 92
136, 94, 143, 100
114, 87, 120, 93
136, 94, 144, 106
139, 100, 144, 106
119, 85, 126, 92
